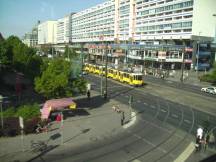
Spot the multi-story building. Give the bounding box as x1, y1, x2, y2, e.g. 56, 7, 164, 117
80, 0, 216, 70
71, 0, 115, 43
57, 13, 74, 44
22, 21, 40, 47
34, 0, 216, 70
38, 21, 57, 45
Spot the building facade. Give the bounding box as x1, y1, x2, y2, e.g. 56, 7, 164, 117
35, 0, 216, 70
22, 21, 40, 47
57, 13, 74, 44
38, 21, 57, 45
71, 0, 115, 43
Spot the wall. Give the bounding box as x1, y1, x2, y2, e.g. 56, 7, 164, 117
192, 0, 216, 40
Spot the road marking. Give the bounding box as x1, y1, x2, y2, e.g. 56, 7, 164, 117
161, 109, 167, 113
132, 133, 174, 157
184, 119, 191, 124
132, 160, 141, 162
143, 102, 147, 105
166, 81, 173, 84
172, 114, 178, 118
151, 105, 156, 109
174, 142, 195, 162
123, 112, 136, 129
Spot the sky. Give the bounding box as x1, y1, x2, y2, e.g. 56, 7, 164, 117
0, 0, 107, 38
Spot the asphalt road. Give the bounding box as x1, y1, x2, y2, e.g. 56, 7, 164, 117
86, 74, 216, 137
144, 75, 215, 98
32, 74, 216, 162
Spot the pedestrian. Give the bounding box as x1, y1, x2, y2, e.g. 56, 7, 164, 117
197, 127, 203, 140
121, 111, 125, 126
103, 90, 107, 99
56, 113, 62, 122
195, 135, 201, 152
204, 133, 210, 151
87, 90, 90, 99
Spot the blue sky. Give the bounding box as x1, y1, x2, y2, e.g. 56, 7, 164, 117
0, 0, 107, 38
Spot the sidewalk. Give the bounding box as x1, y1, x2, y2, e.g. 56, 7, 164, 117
164, 70, 212, 87
0, 91, 132, 162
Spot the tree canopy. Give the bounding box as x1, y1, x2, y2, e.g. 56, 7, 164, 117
0, 35, 43, 79
34, 58, 87, 98
201, 62, 216, 84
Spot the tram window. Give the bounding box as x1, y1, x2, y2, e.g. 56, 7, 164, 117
137, 75, 143, 80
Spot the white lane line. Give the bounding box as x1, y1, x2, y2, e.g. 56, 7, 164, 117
143, 102, 147, 105
123, 112, 136, 129
174, 142, 195, 162
151, 105, 156, 109
132, 133, 174, 157
184, 119, 191, 124
132, 160, 141, 162
161, 109, 167, 113
172, 114, 178, 118
166, 81, 173, 84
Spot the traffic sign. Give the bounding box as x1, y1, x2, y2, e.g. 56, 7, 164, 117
19, 116, 24, 129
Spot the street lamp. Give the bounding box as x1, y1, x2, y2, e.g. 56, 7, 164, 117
0, 95, 4, 129
196, 32, 202, 77
213, 14, 216, 62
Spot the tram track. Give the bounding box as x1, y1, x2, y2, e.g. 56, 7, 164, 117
83, 75, 196, 162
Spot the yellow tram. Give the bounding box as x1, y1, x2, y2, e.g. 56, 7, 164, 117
84, 63, 144, 86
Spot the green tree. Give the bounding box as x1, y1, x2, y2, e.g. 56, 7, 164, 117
64, 45, 78, 59
0, 35, 43, 79
15, 103, 40, 120
201, 62, 216, 84
35, 59, 71, 98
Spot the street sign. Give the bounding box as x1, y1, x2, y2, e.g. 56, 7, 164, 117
87, 83, 91, 91
19, 116, 24, 129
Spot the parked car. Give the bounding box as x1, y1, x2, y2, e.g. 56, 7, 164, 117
201, 87, 216, 94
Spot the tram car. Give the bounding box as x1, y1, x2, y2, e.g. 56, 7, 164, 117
84, 63, 144, 86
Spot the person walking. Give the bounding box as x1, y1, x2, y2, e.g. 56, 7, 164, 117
204, 133, 210, 151
121, 111, 125, 126
56, 113, 62, 122
87, 90, 91, 100
195, 135, 201, 152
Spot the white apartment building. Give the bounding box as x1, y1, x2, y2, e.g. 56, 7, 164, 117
22, 31, 38, 47
70, 0, 216, 45
38, 21, 57, 45
57, 14, 74, 44
135, 0, 216, 44
71, 0, 115, 42
22, 21, 40, 47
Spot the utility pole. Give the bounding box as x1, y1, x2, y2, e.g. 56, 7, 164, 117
197, 32, 201, 77
104, 43, 108, 99
180, 49, 185, 83
81, 43, 84, 77
100, 33, 104, 97
129, 95, 133, 120
0, 95, 3, 129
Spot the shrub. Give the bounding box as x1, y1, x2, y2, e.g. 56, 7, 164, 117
3, 107, 16, 118
1, 117, 20, 137
15, 103, 40, 120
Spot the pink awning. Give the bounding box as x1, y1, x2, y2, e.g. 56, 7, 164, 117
41, 98, 76, 119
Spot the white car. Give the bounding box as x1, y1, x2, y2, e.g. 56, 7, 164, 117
201, 87, 216, 94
